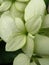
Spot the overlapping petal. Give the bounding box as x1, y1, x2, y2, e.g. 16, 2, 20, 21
5, 35, 26, 51
34, 34, 49, 55
13, 53, 30, 65
24, 0, 46, 22
0, 0, 12, 12
22, 33, 34, 58
0, 13, 26, 42
25, 16, 42, 35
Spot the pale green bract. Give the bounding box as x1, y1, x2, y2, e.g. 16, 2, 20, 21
13, 53, 30, 65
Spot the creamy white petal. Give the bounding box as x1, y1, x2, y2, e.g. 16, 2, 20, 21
10, 3, 23, 19
25, 16, 42, 35
22, 33, 34, 58
0, 1, 12, 12
16, 0, 29, 2
30, 62, 36, 65
42, 14, 49, 28
34, 34, 49, 55
13, 53, 30, 65
0, 15, 17, 42
5, 35, 26, 51
38, 58, 49, 65
0, 14, 26, 42
24, 0, 46, 22
15, 18, 26, 34
15, 2, 27, 12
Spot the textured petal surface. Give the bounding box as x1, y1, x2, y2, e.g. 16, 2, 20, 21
22, 33, 34, 58
25, 17, 42, 35
0, 15, 17, 42
0, 13, 26, 42
42, 14, 49, 28
5, 35, 26, 51
38, 58, 49, 65
34, 34, 49, 55
0, 1, 12, 12
13, 53, 30, 65
24, 0, 46, 22
15, 2, 27, 12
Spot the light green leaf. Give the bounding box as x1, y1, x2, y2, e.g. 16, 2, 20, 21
0, 1, 12, 12
42, 14, 49, 28
15, 2, 27, 12
13, 53, 30, 65
25, 16, 42, 35
5, 35, 26, 51
38, 58, 49, 65
34, 34, 49, 55
24, 0, 46, 22
22, 33, 34, 58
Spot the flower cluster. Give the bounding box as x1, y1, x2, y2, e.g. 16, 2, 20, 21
0, 0, 49, 65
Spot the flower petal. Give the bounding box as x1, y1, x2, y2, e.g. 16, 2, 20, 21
34, 34, 49, 55
10, 3, 23, 19
24, 0, 46, 22
25, 16, 42, 35
15, 18, 26, 34
16, 0, 29, 2
0, 15, 17, 42
22, 33, 34, 58
15, 2, 27, 12
0, 1, 12, 12
38, 58, 49, 65
42, 14, 49, 28
30, 62, 36, 65
5, 35, 26, 51
0, 13, 26, 42
13, 53, 30, 65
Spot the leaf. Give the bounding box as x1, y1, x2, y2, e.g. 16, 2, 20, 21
22, 33, 34, 58
25, 16, 42, 35
34, 34, 49, 55
13, 53, 30, 65
24, 0, 46, 22
5, 35, 26, 51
